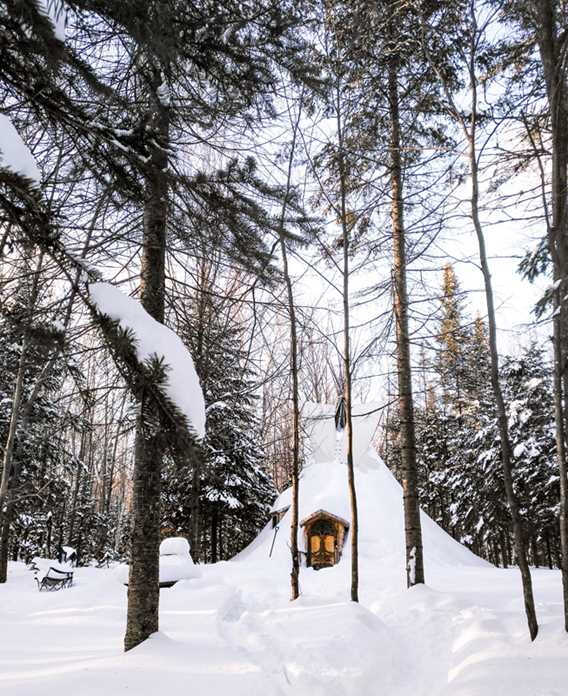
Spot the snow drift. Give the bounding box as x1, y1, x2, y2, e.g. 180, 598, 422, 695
241, 401, 486, 571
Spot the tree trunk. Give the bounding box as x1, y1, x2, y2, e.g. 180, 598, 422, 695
545, 529, 553, 570
190, 465, 201, 563
335, 82, 359, 602
388, 57, 425, 587
124, 93, 169, 652
211, 510, 218, 564
277, 100, 302, 601
0, 197, 102, 581
533, 0, 568, 633
467, 51, 538, 638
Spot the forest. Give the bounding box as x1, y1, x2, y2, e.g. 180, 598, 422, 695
1, 1, 567, 694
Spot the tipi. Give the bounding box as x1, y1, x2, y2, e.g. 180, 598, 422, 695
243, 401, 486, 576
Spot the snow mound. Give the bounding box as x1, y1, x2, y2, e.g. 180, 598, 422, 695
256, 451, 485, 568
160, 537, 191, 557
243, 401, 486, 572
159, 555, 200, 584
32, 558, 73, 580
159, 537, 200, 583
90, 283, 205, 439
115, 537, 200, 585
0, 115, 41, 184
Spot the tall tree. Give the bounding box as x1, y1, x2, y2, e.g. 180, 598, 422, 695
502, 0, 568, 633
420, 0, 538, 639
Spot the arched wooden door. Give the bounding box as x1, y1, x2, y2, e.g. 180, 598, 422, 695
308, 520, 336, 569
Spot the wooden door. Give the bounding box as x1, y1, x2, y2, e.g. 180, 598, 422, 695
308, 520, 336, 568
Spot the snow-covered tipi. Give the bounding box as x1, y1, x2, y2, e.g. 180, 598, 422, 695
241, 401, 485, 578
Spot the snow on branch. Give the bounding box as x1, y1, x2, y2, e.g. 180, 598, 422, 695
0, 114, 41, 185
36, 0, 67, 42
90, 283, 206, 439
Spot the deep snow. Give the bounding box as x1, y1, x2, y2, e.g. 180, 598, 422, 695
1, 408, 566, 694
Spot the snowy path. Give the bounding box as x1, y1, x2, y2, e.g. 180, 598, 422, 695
1, 562, 566, 696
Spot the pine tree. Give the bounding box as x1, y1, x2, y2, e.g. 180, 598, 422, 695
436, 264, 470, 413
503, 345, 560, 569
164, 270, 275, 564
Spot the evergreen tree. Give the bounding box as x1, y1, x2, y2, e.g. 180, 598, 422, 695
162, 270, 275, 564
0, 255, 75, 574
503, 345, 560, 568
436, 264, 470, 413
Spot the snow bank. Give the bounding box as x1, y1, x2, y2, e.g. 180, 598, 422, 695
90, 283, 205, 439
0, 115, 41, 184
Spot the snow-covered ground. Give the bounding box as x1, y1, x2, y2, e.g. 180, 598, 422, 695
1, 452, 567, 695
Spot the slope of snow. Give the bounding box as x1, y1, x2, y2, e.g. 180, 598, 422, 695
1, 402, 566, 695
90, 283, 205, 438
0, 114, 41, 184
263, 452, 486, 566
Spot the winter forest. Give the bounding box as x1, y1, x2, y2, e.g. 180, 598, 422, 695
1, 1, 568, 694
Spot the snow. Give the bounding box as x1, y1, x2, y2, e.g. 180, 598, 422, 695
408, 546, 416, 584
31, 557, 73, 581
1, 401, 566, 695
0, 114, 41, 184
159, 554, 200, 584
525, 377, 542, 391
114, 539, 200, 585
160, 537, 191, 557
89, 283, 205, 439
157, 81, 171, 107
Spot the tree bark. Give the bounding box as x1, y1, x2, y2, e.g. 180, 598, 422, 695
388, 57, 425, 587
533, 0, 568, 633
277, 100, 303, 601
335, 82, 359, 602
211, 511, 218, 564
466, 30, 538, 637
190, 465, 201, 563
124, 92, 169, 652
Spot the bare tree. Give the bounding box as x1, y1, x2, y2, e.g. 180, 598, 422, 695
529, 0, 568, 633
420, 0, 538, 639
